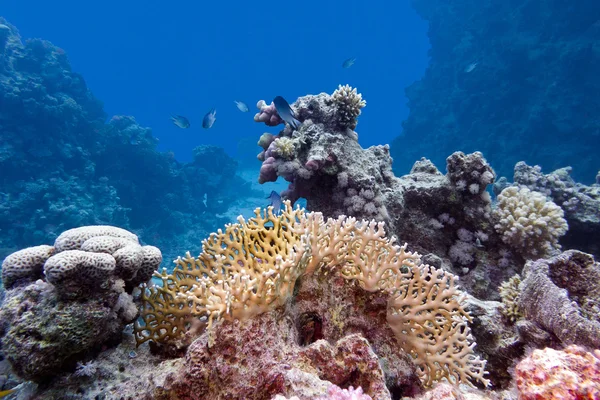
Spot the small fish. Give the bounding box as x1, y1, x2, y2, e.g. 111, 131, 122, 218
234, 100, 249, 112
171, 115, 190, 129
342, 57, 356, 69
475, 238, 485, 248
272, 96, 301, 130
267, 191, 282, 214
202, 108, 217, 129
464, 62, 478, 73
0, 389, 16, 398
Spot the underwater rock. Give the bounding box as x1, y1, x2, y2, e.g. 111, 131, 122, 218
0, 279, 128, 382
518, 250, 600, 349
391, 0, 600, 183
515, 345, 600, 399
462, 295, 524, 389
0, 19, 251, 266
158, 310, 405, 400
0, 225, 161, 382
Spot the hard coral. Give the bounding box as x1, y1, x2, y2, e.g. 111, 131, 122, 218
1, 245, 54, 289
0, 225, 161, 382
135, 204, 308, 346
331, 84, 367, 130
254, 99, 284, 126
515, 345, 600, 400
493, 186, 568, 259
137, 201, 489, 388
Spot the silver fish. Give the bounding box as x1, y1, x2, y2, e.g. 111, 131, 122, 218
342, 57, 356, 69
272, 96, 301, 130
234, 100, 249, 112
465, 62, 478, 73
170, 115, 190, 129
202, 108, 217, 129
267, 190, 282, 214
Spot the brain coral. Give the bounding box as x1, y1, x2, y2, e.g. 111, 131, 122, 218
493, 186, 568, 258
43, 250, 117, 293
1, 245, 55, 289
54, 225, 138, 252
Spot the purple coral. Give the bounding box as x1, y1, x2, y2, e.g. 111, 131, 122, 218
253, 100, 283, 126
259, 156, 278, 184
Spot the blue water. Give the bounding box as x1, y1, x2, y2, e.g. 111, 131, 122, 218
2, 0, 429, 162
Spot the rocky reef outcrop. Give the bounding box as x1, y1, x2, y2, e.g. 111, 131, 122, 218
391, 0, 600, 183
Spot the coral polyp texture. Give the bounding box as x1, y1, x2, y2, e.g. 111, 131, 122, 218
493, 186, 568, 259
515, 345, 600, 400
0, 225, 161, 381
1, 244, 55, 289
135, 201, 489, 390
518, 250, 600, 349
331, 84, 367, 130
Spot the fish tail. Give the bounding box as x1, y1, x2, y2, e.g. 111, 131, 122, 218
291, 118, 301, 130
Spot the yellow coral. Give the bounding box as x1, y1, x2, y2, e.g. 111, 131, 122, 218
499, 274, 522, 322
135, 204, 309, 345
135, 201, 489, 388
272, 137, 296, 160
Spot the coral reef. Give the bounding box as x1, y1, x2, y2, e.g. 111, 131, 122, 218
160, 314, 401, 400
513, 162, 600, 258
391, 0, 600, 183
515, 346, 600, 399
0, 18, 255, 267
253, 88, 523, 300
136, 202, 489, 391
518, 250, 600, 349
0, 225, 161, 382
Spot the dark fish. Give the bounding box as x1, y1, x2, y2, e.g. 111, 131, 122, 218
202, 108, 217, 129
170, 115, 190, 129
342, 57, 356, 68
272, 96, 301, 130
267, 190, 282, 214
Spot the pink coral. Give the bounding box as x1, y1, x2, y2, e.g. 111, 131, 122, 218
259, 157, 278, 184
515, 345, 600, 399
254, 100, 284, 126
317, 385, 372, 400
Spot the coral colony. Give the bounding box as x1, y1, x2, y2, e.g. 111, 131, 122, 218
1, 10, 600, 400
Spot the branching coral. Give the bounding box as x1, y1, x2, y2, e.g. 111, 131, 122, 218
499, 274, 522, 322
332, 84, 367, 130
135, 204, 309, 345
136, 202, 489, 387
493, 186, 568, 258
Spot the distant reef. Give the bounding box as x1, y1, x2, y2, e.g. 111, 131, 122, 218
0, 18, 253, 265
392, 0, 600, 183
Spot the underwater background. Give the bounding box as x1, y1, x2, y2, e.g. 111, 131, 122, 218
0, 0, 599, 399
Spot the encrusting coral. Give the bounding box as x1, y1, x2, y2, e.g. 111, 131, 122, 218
135, 201, 489, 388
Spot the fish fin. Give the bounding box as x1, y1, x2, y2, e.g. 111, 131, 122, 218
291, 118, 301, 130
